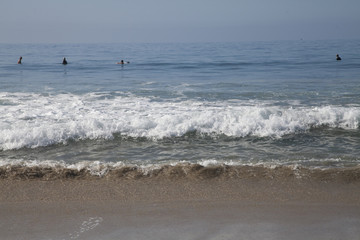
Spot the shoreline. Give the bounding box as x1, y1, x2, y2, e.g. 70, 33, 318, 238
1, 177, 360, 239
1, 177, 360, 203
1, 163, 360, 181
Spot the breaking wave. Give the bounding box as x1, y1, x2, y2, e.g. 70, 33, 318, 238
1, 159, 360, 182
1, 92, 359, 150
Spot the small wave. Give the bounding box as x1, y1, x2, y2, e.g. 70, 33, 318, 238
0, 160, 359, 182
0, 92, 359, 150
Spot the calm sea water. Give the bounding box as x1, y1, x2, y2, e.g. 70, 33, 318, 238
1, 40, 359, 169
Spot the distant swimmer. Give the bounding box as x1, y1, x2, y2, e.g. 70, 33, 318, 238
116, 60, 130, 64
336, 54, 342, 61
17, 56, 22, 64
62, 57, 68, 65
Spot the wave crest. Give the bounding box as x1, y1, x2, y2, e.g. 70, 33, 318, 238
1, 161, 360, 183
1, 92, 359, 150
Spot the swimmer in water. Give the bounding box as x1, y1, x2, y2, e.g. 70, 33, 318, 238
17, 56, 22, 64
62, 57, 68, 65
336, 54, 341, 61
116, 60, 130, 64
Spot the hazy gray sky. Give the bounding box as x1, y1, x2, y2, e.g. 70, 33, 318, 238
1, 0, 359, 43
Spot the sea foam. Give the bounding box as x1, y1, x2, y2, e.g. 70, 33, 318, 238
0, 92, 359, 150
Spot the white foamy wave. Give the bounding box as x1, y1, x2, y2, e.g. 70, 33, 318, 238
0, 92, 359, 150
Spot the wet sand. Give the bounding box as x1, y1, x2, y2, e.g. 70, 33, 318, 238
1, 176, 360, 240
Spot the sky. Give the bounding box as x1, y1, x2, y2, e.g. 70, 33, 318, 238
1, 0, 359, 43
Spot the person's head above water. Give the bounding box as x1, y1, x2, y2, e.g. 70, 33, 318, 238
62, 57, 68, 65
17, 56, 22, 64
336, 54, 342, 61
117, 60, 130, 64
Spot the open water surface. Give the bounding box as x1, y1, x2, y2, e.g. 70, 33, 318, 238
0, 40, 359, 174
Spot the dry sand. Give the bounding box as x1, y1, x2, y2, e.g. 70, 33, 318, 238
1, 176, 360, 240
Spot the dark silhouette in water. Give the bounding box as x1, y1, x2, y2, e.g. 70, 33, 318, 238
336, 54, 342, 61
17, 56, 22, 64
62, 57, 68, 65
117, 60, 130, 64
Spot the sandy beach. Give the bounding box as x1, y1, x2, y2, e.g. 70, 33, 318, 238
1, 168, 360, 240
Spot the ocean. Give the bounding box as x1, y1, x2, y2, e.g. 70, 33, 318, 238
0, 40, 359, 178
